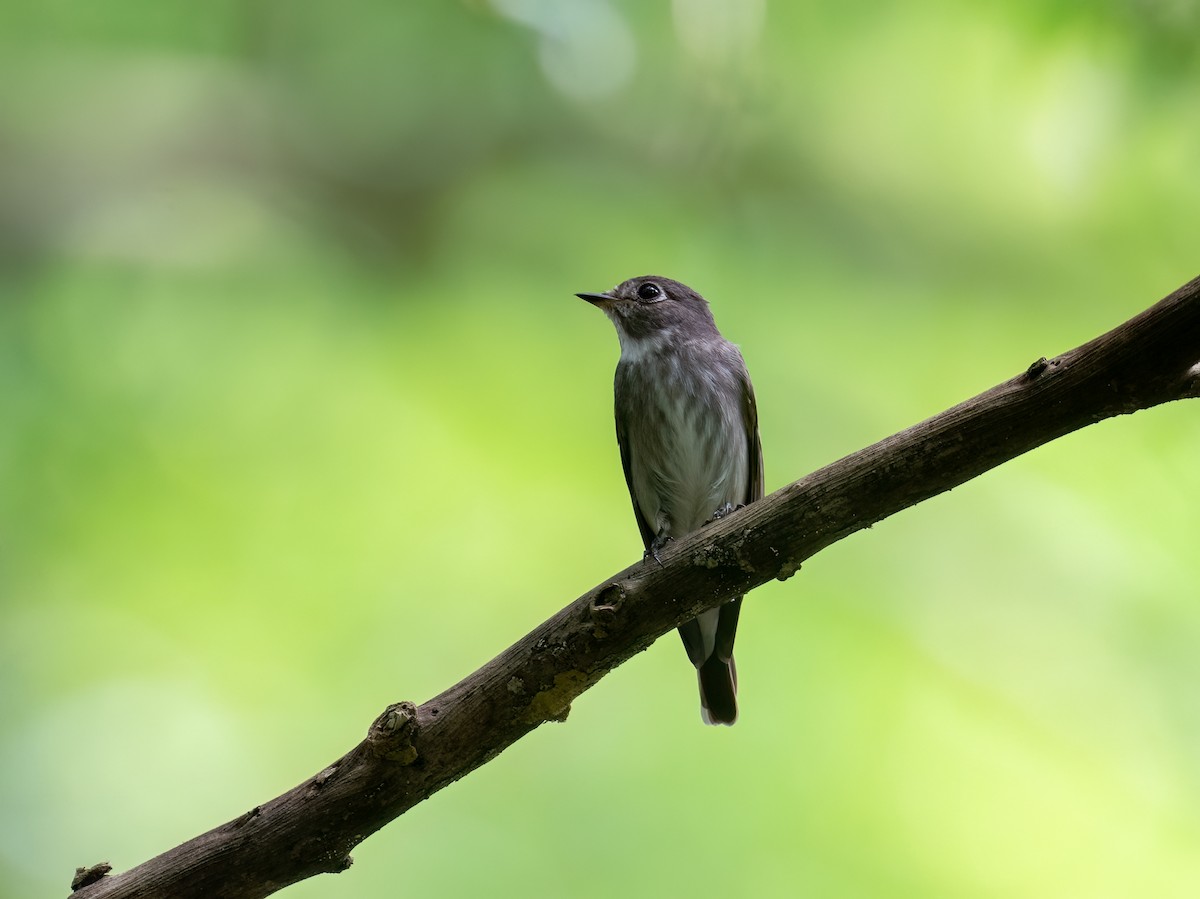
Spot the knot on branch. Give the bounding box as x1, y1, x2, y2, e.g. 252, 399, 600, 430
776, 558, 802, 581
589, 582, 628, 639
1025, 356, 1050, 378
71, 861, 111, 891
303, 766, 340, 799
367, 701, 420, 765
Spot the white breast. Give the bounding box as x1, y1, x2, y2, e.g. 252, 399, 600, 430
620, 340, 749, 537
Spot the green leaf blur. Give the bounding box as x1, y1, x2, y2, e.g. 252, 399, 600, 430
1, 2, 1198, 897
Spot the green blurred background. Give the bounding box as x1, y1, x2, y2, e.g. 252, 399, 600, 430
2, 1, 1199, 897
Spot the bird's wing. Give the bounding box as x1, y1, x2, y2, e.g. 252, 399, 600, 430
741, 365, 764, 504
614, 368, 656, 552
710, 363, 763, 666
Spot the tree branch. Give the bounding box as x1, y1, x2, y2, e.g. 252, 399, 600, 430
73, 276, 1200, 899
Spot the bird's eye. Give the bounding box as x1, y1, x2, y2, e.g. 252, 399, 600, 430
636, 282, 662, 301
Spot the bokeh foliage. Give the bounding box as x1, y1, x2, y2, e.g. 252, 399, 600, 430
1, 1, 1198, 897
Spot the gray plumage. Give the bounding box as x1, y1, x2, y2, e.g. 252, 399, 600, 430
579, 276, 763, 725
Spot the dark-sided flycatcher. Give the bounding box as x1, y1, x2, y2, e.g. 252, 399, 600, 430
579, 276, 763, 725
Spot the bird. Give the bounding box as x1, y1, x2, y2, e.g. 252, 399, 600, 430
578, 275, 763, 725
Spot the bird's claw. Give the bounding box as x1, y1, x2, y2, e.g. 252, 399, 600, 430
704, 502, 741, 526
645, 535, 672, 568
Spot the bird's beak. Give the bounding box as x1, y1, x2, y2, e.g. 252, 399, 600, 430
576, 291, 613, 307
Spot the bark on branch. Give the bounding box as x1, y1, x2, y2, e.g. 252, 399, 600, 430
73, 276, 1200, 899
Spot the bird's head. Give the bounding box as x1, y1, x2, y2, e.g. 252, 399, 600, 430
577, 275, 717, 345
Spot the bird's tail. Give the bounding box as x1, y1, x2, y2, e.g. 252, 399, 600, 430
678, 599, 742, 726
698, 652, 738, 726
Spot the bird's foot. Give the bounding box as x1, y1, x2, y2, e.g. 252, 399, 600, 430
645, 534, 673, 568
704, 502, 740, 526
